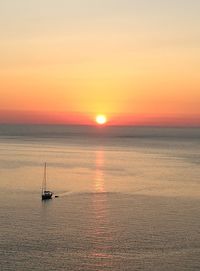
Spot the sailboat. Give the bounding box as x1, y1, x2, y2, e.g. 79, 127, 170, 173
41, 163, 53, 200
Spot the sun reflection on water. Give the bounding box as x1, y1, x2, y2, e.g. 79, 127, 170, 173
94, 149, 105, 193
85, 149, 115, 268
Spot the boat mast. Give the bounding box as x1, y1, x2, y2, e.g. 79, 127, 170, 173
42, 162, 47, 194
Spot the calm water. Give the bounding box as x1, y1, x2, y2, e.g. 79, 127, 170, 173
0, 125, 200, 270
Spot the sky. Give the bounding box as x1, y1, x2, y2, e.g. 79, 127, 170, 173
0, 0, 200, 125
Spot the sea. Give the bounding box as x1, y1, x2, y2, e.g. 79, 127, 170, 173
0, 125, 200, 271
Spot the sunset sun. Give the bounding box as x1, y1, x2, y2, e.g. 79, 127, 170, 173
96, 115, 107, 125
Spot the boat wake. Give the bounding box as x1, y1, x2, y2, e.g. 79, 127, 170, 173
54, 191, 73, 197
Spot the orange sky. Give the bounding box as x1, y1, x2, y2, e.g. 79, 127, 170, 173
0, 1, 200, 126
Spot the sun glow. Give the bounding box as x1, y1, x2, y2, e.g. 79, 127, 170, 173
96, 115, 107, 125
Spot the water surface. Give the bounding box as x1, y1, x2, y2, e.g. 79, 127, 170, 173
0, 125, 200, 270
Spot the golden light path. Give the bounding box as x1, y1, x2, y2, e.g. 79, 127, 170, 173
96, 115, 107, 125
